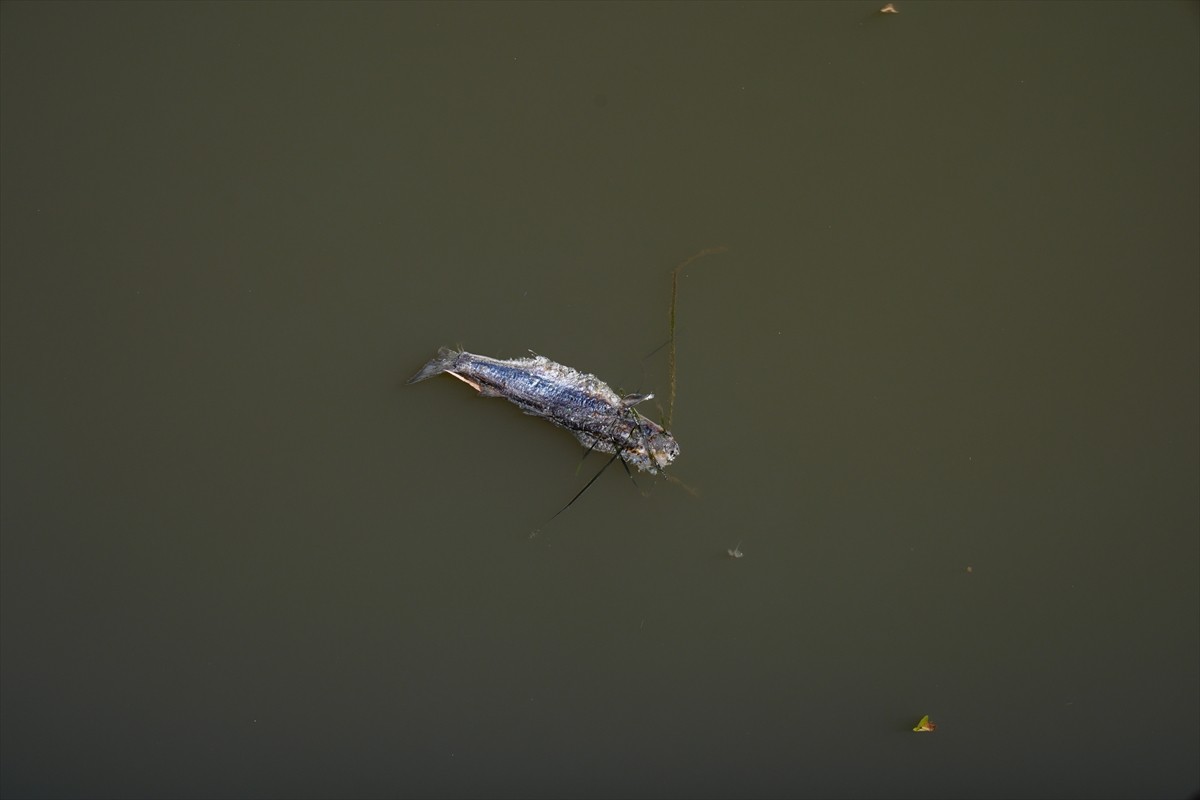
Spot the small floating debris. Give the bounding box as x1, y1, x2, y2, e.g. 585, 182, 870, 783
726, 541, 744, 559
912, 715, 936, 732
880, 3, 899, 13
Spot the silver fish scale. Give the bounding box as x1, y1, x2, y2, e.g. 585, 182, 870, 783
463, 353, 622, 411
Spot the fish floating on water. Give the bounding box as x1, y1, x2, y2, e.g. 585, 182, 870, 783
407, 347, 679, 474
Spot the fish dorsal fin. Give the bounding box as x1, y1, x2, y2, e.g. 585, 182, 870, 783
621, 392, 654, 408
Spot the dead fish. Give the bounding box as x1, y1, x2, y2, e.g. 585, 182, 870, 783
407, 347, 679, 474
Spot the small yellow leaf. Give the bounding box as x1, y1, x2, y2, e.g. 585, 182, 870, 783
913, 715, 936, 732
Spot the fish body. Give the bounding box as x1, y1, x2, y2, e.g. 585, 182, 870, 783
408, 347, 679, 473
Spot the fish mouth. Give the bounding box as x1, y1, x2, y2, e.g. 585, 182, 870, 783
651, 449, 678, 469
644, 434, 680, 471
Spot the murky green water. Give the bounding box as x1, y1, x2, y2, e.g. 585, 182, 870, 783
2, 2, 1197, 798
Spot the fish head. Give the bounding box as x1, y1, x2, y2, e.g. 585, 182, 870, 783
636, 418, 680, 473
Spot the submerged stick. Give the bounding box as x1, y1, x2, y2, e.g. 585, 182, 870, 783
665, 246, 727, 432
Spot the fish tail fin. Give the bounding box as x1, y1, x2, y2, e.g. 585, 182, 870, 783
406, 346, 461, 384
